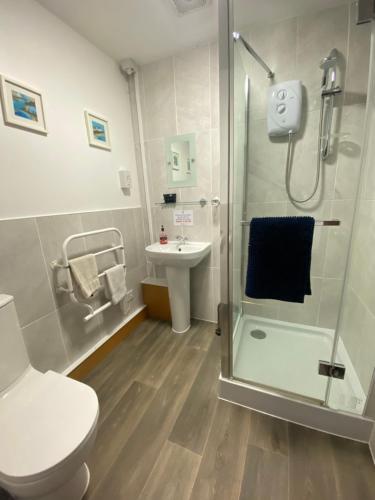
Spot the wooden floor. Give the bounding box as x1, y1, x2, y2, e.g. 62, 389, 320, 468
84, 318, 375, 500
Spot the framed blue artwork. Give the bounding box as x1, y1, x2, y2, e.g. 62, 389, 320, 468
85, 110, 111, 150
0, 75, 47, 134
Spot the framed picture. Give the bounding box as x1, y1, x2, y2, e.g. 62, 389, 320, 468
0, 75, 47, 134
84, 111, 111, 150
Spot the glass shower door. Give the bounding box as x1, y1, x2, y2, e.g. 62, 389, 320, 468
328, 20, 375, 416
229, 0, 371, 406
231, 45, 249, 342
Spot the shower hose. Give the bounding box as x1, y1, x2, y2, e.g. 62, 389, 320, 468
285, 95, 330, 204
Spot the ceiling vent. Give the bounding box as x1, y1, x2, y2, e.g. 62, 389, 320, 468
170, 0, 210, 15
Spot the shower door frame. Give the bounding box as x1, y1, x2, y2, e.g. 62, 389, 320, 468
218, 0, 374, 442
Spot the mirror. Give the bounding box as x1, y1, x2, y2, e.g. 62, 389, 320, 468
165, 133, 197, 187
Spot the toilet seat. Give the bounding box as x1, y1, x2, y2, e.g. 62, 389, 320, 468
0, 369, 99, 488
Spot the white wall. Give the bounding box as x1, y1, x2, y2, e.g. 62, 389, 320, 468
0, 0, 140, 219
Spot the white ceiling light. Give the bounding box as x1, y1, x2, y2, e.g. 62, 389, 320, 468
170, 0, 210, 15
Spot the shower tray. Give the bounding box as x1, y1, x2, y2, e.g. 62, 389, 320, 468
233, 314, 365, 414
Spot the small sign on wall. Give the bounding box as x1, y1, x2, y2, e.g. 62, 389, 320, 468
174, 209, 194, 226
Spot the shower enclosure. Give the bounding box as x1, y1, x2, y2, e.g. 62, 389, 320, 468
219, 0, 375, 440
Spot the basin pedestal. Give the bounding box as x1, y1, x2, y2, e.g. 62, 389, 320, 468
166, 266, 190, 333
145, 241, 211, 335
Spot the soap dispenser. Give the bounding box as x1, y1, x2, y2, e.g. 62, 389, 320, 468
160, 225, 168, 245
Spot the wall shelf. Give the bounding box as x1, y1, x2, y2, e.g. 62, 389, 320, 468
155, 197, 220, 207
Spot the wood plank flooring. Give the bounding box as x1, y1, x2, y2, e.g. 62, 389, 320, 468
84, 318, 375, 500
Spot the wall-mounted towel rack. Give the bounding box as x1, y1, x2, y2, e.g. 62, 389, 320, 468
240, 219, 340, 226
51, 227, 126, 322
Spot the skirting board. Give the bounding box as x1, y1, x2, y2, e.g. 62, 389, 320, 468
67, 305, 147, 380
219, 375, 374, 444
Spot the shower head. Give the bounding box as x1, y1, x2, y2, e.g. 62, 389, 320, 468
320, 49, 338, 89
319, 49, 338, 70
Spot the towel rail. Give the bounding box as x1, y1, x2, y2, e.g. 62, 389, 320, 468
240, 219, 340, 227
51, 227, 126, 322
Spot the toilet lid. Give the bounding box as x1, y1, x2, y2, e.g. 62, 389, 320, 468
0, 370, 98, 483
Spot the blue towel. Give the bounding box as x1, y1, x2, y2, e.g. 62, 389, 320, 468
245, 216, 315, 303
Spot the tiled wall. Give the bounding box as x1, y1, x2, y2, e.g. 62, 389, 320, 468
139, 43, 220, 322
240, 3, 370, 330
0, 208, 147, 374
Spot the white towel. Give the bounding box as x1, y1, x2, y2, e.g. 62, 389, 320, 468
69, 254, 100, 299
104, 264, 127, 305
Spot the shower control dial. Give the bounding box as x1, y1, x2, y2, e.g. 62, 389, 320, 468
267, 80, 302, 137
277, 89, 287, 100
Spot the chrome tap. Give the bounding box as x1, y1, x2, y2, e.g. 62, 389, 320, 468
176, 235, 188, 250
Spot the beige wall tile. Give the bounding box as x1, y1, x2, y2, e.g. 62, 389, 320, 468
174, 44, 210, 134
246, 16, 297, 120
324, 199, 355, 279
179, 130, 212, 202
191, 264, 214, 321
296, 5, 349, 111
345, 3, 371, 107
36, 213, 85, 308
81, 210, 117, 271
21, 311, 68, 372
126, 264, 147, 314
211, 128, 220, 197
141, 57, 177, 140
363, 107, 375, 200
334, 104, 367, 200
57, 300, 104, 363
152, 206, 175, 242
145, 139, 178, 204
287, 108, 336, 203
287, 200, 330, 278
210, 41, 219, 129
111, 208, 145, 271
242, 301, 279, 320
318, 278, 342, 330
356, 308, 375, 394
182, 206, 213, 244
247, 118, 288, 202
278, 277, 322, 326
0, 218, 55, 327
337, 286, 365, 383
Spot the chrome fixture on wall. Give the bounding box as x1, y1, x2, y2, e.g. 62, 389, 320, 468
319, 49, 342, 160
285, 48, 342, 204
233, 32, 274, 79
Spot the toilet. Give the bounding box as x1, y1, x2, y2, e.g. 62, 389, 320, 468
0, 295, 99, 500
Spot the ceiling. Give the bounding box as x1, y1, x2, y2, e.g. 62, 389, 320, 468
36, 0, 350, 66
36, 0, 218, 65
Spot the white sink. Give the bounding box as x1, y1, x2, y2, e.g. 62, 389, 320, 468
145, 241, 212, 334
145, 241, 211, 268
